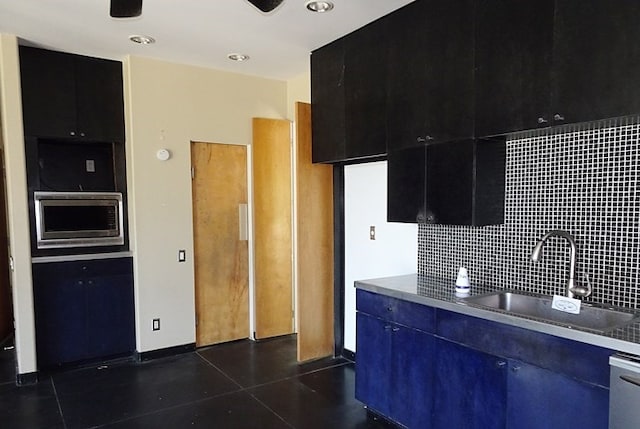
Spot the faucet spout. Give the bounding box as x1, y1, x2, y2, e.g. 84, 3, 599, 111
530, 230, 590, 298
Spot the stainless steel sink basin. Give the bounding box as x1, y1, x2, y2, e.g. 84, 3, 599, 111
461, 291, 639, 332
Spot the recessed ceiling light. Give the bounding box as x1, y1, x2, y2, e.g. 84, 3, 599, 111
305, 1, 334, 13
228, 53, 250, 62
129, 35, 155, 45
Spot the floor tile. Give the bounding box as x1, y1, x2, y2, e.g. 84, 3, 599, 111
53, 353, 241, 429
198, 336, 349, 388
250, 364, 395, 429
101, 391, 292, 429
0, 378, 65, 429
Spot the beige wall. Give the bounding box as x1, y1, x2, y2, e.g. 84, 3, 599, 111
287, 71, 311, 118
0, 36, 309, 371
125, 56, 288, 352
0, 34, 36, 375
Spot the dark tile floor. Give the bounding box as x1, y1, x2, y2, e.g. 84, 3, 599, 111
0, 335, 396, 428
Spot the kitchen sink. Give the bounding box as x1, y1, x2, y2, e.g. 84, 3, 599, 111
461, 291, 639, 333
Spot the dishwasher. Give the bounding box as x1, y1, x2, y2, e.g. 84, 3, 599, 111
610, 354, 640, 428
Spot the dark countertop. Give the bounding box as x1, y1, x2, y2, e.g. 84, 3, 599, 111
355, 274, 640, 356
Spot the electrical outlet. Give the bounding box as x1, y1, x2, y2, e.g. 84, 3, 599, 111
152, 318, 160, 331
178, 250, 186, 262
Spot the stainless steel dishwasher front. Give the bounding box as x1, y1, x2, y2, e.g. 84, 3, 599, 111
610, 354, 640, 428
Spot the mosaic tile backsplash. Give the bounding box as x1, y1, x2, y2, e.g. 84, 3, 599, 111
418, 118, 640, 310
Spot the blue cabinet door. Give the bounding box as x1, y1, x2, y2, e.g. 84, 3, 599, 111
356, 312, 435, 428
32, 275, 88, 366
507, 360, 609, 429
434, 339, 507, 429
390, 324, 434, 429
86, 273, 135, 359
355, 312, 393, 417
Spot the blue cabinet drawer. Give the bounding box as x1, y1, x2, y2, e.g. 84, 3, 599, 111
436, 309, 613, 387
356, 289, 435, 333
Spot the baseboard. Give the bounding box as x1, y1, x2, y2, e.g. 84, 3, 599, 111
135, 343, 196, 362
16, 371, 38, 386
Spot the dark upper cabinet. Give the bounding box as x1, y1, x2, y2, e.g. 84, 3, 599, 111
19, 46, 125, 142
388, 137, 506, 225
476, 0, 640, 137
551, 0, 640, 124
75, 55, 126, 142
311, 19, 389, 163
311, 39, 346, 163
474, 0, 554, 136
386, 0, 475, 150
343, 17, 388, 160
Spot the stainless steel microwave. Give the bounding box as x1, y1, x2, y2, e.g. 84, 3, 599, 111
34, 191, 124, 249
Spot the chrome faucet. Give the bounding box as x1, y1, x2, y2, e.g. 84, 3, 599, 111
531, 230, 591, 298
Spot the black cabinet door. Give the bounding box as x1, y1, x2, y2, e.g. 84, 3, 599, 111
19, 46, 77, 139
387, 145, 427, 223
343, 17, 388, 160
76, 56, 125, 142
386, 0, 475, 150
311, 39, 346, 163
387, 138, 505, 225
19, 46, 125, 142
387, 141, 475, 224
552, 0, 640, 124
426, 140, 474, 225
474, 0, 554, 136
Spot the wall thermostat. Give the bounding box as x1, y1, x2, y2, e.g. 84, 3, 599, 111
156, 149, 171, 161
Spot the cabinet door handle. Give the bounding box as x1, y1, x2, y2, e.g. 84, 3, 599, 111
386, 306, 393, 312
416, 135, 434, 143
392, 327, 400, 332
496, 361, 507, 368
554, 113, 565, 121
70, 131, 76, 136
537, 117, 548, 124
384, 325, 392, 331
620, 375, 640, 387
80, 132, 86, 137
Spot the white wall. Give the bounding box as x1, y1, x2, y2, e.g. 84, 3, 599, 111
344, 161, 417, 352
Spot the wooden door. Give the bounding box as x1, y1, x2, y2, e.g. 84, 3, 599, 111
295, 102, 334, 361
253, 118, 294, 339
192, 142, 249, 346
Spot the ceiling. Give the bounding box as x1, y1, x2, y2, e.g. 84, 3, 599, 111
0, 0, 414, 81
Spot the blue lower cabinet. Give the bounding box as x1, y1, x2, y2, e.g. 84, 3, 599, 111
356, 313, 393, 418
356, 312, 434, 428
355, 291, 611, 428
33, 258, 135, 368
507, 361, 609, 429
434, 339, 507, 429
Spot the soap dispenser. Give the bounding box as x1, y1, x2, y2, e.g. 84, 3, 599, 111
455, 267, 470, 295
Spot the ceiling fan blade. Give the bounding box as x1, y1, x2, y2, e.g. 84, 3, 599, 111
247, 0, 284, 13
110, 0, 143, 18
